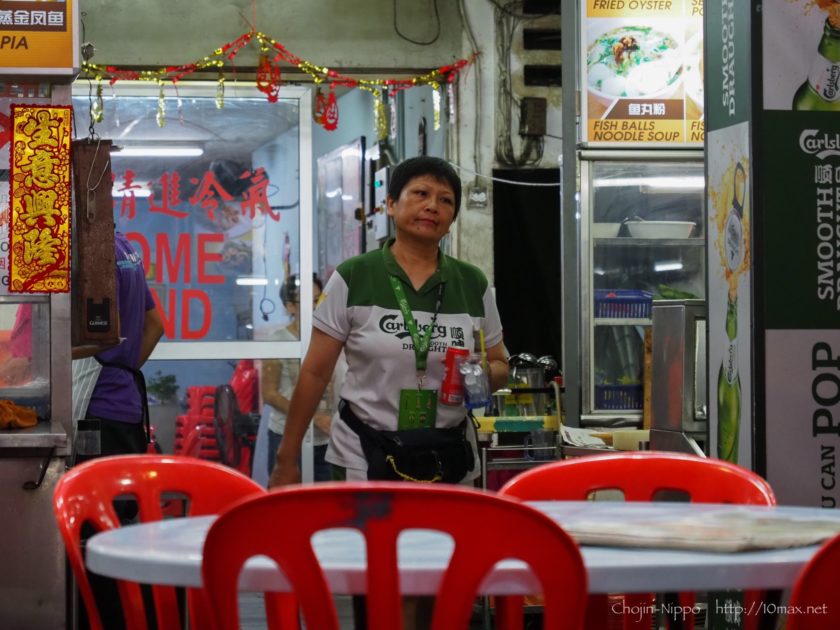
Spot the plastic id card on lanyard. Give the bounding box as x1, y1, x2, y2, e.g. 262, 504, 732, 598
389, 274, 445, 430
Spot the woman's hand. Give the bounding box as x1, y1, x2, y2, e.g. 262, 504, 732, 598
313, 413, 332, 434
268, 455, 301, 488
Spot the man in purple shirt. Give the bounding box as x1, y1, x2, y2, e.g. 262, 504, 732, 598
73, 231, 164, 456
72, 231, 164, 630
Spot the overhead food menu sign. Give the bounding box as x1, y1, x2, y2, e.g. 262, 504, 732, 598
0, 0, 79, 77
581, 0, 704, 146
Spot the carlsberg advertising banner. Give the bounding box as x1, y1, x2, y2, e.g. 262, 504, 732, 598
763, 0, 840, 507
705, 0, 753, 475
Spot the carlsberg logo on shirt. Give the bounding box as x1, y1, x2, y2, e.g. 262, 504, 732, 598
378, 314, 447, 340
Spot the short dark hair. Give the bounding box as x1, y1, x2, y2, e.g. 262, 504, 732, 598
387, 156, 462, 218
280, 272, 324, 305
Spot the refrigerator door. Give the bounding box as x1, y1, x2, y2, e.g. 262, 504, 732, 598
580, 154, 705, 423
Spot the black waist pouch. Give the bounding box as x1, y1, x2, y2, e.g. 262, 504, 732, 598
339, 399, 474, 483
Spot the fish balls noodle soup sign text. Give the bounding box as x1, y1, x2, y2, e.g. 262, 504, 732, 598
583, 0, 704, 146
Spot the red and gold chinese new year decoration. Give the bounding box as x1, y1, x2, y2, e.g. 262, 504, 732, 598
80, 30, 475, 132
9, 105, 72, 293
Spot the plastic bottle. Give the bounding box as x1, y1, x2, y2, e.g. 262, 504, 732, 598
717, 296, 741, 463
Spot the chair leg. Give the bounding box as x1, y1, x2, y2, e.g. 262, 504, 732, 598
585, 594, 611, 630
622, 594, 655, 630
265, 593, 300, 630
495, 595, 524, 630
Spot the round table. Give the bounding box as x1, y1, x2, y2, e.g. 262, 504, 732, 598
85, 501, 840, 595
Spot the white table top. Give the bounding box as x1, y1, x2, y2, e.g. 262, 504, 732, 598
85, 501, 840, 596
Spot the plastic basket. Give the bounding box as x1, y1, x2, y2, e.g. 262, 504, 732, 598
594, 289, 653, 319
595, 384, 643, 410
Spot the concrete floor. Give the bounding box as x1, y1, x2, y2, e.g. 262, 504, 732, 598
237, 593, 494, 629
238, 593, 355, 629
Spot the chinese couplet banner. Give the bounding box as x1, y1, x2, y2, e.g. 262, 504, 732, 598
9, 105, 72, 293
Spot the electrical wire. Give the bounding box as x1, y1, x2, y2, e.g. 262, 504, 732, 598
484, 0, 558, 19
258, 199, 300, 322
493, 0, 547, 168
393, 0, 441, 46
448, 161, 560, 187
457, 0, 482, 179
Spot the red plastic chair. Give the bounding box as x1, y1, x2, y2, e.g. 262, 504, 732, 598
787, 531, 840, 629
53, 454, 266, 630
202, 482, 588, 630
499, 452, 776, 630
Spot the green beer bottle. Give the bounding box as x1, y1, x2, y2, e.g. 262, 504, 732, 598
717, 295, 741, 463
793, 18, 840, 111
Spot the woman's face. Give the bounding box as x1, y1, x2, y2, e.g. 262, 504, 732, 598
386, 174, 456, 245
286, 282, 323, 320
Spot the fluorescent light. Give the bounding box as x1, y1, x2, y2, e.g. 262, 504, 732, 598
113, 146, 204, 157
236, 277, 268, 286
112, 188, 152, 198
594, 176, 705, 190
654, 262, 684, 272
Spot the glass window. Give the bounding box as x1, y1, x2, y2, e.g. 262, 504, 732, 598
71, 82, 312, 352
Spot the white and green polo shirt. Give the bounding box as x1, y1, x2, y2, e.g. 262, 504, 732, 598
315, 238, 504, 472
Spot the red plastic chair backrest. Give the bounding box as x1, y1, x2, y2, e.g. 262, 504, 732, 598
499, 452, 776, 505
202, 482, 588, 630
499, 452, 776, 630
53, 454, 265, 630
787, 532, 840, 629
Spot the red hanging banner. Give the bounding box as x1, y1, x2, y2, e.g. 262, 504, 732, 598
9, 105, 72, 293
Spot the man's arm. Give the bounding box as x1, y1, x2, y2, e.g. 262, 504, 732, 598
269, 328, 344, 488
137, 307, 164, 368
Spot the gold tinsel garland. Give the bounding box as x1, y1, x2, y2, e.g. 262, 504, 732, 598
81, 31, 476, 131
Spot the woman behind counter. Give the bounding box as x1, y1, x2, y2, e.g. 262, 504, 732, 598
269, 156, 509, 488
261, 273, 332, 481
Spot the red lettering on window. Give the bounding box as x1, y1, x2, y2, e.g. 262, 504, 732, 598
239, 167, 279, 221
197, 233, 224, 283
181, 289, 211, 339
149, 171, 187, 218
156, 232, 192, 283
115, 169, 145, 220
189, 170, 234, 221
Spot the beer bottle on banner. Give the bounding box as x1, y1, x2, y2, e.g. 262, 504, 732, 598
793, 18, 840, 111
717, 296, 741, 463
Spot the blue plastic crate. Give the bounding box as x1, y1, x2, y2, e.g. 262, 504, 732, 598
595, 384, 643, 410
594, 289, 653, 319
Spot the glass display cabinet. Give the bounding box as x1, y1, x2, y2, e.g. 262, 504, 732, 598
580, 153, 705, 423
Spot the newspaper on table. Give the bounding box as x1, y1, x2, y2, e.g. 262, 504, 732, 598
559, 504, 840, 552
559, 425, 611, 448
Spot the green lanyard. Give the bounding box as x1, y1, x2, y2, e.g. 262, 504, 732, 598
388, 275, 445, 385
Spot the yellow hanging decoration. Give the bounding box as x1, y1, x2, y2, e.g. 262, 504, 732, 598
156, 83, 166, 128
216, 70, 225, 109
91, 80, 104, 123
432, 87, 441, 131
374, 91, 388, 141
